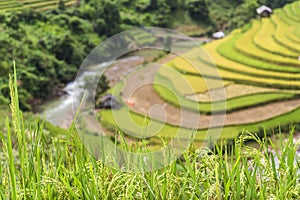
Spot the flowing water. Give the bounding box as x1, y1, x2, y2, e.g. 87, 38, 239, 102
38, 64, 106, 128
39, 56, 145, 128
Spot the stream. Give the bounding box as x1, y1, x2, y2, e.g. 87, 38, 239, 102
38, 68, 101, 129
38, 56, 145, 128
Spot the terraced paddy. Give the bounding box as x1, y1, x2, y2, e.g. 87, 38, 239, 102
99, 1, 300, 147
0, 0, 77, 12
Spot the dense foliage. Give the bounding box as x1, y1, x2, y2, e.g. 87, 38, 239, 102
0, 9, 100, 110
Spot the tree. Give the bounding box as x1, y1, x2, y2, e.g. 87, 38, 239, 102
83, 74, 110, 106
231, 0, 259, 28
149, 0, 158, 10
187, 0, 209, 21
52, 35, 75, 64
96, 75, 110, 97
166, 0, 180, 11
91, 0, 121, 36
58, 0, 66, 11
6, 14, 20, 29
69, 16, 84, 34
258, 0, 293, 8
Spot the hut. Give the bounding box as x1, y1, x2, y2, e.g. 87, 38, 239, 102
212, 31, 225, 39
256, 5, 272, 17
99, 94, 120, 109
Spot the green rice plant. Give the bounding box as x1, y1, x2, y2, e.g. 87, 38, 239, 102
202, 36, 300, 79
2, 67, 300, 199
166, 34, 300, 89
253, 18, 297, 58
276, 8, 300, 42
171, 57, 300, 90
201, 104, 300, 140
5, 117, 17, 199
154, 71, 299, 114
157, 64, 231, 94
100, 94, 300, 141
100, 75, 300, 141
234, 20, 300, 67
4, 112, 300, 199
217, 32, 300, 74
283, 3, 300, 22
291, 1, 300, 19
271, 13, 300, 54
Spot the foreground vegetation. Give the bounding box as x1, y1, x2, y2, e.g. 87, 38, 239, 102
1, 72, 300, 199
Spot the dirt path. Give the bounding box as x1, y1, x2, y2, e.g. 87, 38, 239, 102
121, 56, 300, 129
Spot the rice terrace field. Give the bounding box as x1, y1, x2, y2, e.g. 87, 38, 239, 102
100, 1, 300, 147
0, 0, 77, 12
